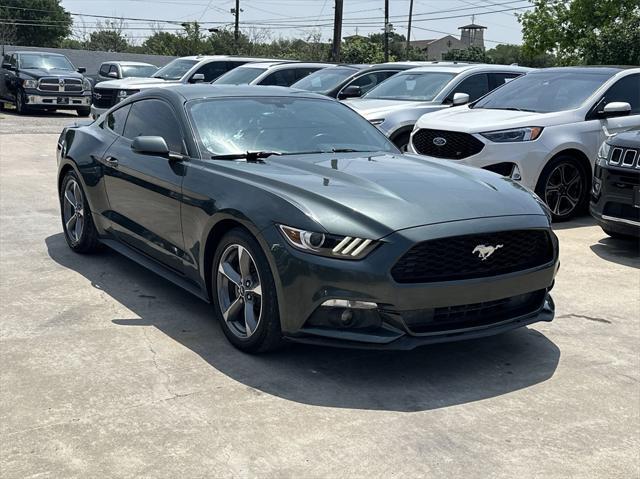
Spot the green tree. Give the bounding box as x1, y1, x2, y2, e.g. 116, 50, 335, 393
519, 0, 640, 65
341, 37, 387, 64
85, 31, 129, 52
0, 0, 71, 47
486, 43, 556, 67
142, 31, 182, 56
443, 46, 491, 63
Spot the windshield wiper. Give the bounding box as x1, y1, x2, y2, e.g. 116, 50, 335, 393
211, 151, 282, 162
481, 107, 537, 112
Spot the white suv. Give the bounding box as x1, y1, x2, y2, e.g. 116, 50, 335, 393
410, 67, 640, 220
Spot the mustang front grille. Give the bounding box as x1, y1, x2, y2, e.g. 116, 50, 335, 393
391, 230, 554, 284
412, 128, 484, 159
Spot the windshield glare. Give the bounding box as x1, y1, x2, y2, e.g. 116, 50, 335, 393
474, 71, 614, 113
291, 67, 358, 92
153, 59, 198, 80
363, 72, 455, 101
20, 53, 74, 70
121, 65, 158, 78
213, 67, 266, 85
189, 97, 397, 156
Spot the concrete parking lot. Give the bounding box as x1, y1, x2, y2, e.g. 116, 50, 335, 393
1, 110, 638, 478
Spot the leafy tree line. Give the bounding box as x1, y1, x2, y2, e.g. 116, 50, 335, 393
2, 0, 639, 66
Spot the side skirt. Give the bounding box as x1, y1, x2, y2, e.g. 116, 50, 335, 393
100, 238, 210, 303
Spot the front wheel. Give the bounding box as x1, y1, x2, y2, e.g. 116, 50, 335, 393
536, 156, 589, 222
392, 132, 411, 153
212, 228, 283, 353
60, 171, 101, 253
76, 107, 91, 117
15, 88, 28, 115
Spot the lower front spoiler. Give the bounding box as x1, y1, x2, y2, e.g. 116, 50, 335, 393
286, 296, 554, 351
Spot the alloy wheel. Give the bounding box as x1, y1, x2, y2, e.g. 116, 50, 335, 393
216, 244, 263, 339
544, 162, 583, 217
62, 179, 85, 244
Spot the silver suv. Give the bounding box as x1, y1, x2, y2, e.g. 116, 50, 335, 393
345, 63, 530, 150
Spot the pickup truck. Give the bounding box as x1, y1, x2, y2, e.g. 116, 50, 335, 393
90, 55, 280, 118
0, 51, 92, 116
92, 61, 158, 85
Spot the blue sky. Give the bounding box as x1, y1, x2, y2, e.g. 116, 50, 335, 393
61, 0, 531, 47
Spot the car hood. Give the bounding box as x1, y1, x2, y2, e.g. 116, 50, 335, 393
213, 152, 547, 238
20, 68, 84, 79
346, 98, 437, 119
95, 77, 177, 89
414, 106, 573, 132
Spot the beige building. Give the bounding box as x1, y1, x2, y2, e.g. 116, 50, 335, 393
411, 23, 487, 61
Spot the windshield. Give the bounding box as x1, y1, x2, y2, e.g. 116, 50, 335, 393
189, 97, 397, 156
19, 53, 74, 71
213, 67, 266, 85
291, 67, 358, 92
153, 59, 198, 80
121, 65, 158, 78
473, 70, 615, 113
363, 72, 455, 101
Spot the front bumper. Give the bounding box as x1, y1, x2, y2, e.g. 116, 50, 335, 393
25, 92, 91, 109
590, 164, 640, 237
409, 132, 550, 191
264, 215, 559, 350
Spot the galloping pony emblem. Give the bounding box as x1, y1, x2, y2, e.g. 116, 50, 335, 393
472, 244, 503, 261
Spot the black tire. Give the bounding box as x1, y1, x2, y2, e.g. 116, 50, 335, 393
211, 228, 283, 353
535, 155, 589, 222
392, 131, 411, 152
15, 88, 28, 115
76, 107, 91, 117
60, 171, 101, 254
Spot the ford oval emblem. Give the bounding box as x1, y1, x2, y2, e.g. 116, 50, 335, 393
433, 137, 447, 146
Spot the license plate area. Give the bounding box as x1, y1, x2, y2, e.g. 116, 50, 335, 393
56, 97, 69, 105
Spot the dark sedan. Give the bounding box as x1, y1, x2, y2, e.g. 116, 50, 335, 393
56, 85, 559, 353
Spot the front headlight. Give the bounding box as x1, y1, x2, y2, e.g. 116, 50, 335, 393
369, 119, 385, 126
117, 89, 139, 101
480, 127, 543, 143
82, 78, 92, 91
278, 225, 378, 259
22, 79, 38, 89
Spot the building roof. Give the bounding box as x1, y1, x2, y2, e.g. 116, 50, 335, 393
458, 23, 487, 29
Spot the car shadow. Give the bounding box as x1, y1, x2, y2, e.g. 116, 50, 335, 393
45, 233, 560, 412
590, 235, 640, 269
551, 214, 596, 231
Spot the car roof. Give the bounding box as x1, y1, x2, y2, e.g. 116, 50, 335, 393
177, 55, 282, 62
399, 63, 530, 74
11, 51, 66, 56
146, 84, 328, 101
103, 61, 156, 67
529, 66, 626, 74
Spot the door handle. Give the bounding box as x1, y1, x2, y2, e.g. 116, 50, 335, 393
103, 156, 118, 167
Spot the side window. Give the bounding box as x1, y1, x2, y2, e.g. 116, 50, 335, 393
99, 64, 110, 76
225, 61, 248, 72
602, 74, 640, 114
10, 54, 17, 68
293, 68, 320, 82
103, 104, 131, 136
260, 69, 297, 86
193, 61, 228, 82
349, 71, 397, 95
448, 73, 489, 102
489, 73, 521, 90
109, 65, 119, 77
123, 99, 186, 154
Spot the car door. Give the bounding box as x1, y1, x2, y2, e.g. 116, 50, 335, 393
342, 70, 399, 97
259, 68, 298, 86
189, 61, 229, 83
101, 98, 187, 272
585, 73, 640, 155
0, 54, 10, 100
4, 54, 19, 101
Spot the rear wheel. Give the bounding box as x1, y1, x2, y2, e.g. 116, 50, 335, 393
76, 107, 91, 117
212, 228, 283, 353
536, 155, 589, 222
60, 171, 101, 253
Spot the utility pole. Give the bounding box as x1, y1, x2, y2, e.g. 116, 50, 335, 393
331, 0, 343, 62
406, 0, 414, 60
231, 0, 242, 52
384, 0, 389, 62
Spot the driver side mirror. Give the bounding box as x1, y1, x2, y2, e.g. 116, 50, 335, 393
599, 101, 631, 119
452, 92, 470, 106
3, 62, 14, 71
107, 71, 118, 78
131, 136, 170, 156
338, 85, 362, 100
77, 67, 86, 74
191, 73, 205, 83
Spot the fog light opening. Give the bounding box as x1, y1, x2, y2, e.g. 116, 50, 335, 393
340, 309, 354, 326
510, 164, 522, 181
